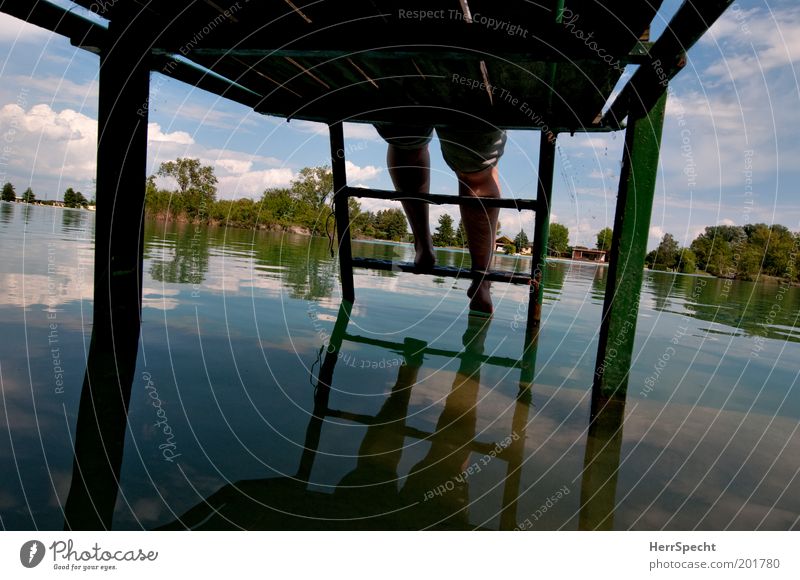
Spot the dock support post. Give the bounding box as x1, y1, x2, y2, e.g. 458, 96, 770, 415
527, 132, 557, 333
64, 15, 150, 530
593, 92, 667, 402
520, 133, 556, 393
296, 301, 353, 483
329, 122, 355, 303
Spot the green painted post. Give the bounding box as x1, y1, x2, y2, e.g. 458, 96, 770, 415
329, 122, 355, 303
526, 132, 556, 333
593, 92, 667, 399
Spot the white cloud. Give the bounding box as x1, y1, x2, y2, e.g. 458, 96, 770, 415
345, 160, 381, 181
208, 158, 252, 175
703, 6, 800, 81
217, 168, 295, 199
287, 120, 381, 141
147, 122, 194, 145
0, 13, 55, 43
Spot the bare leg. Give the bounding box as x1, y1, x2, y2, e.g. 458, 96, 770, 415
387, 144, 435, 270
457, 166, 500, 314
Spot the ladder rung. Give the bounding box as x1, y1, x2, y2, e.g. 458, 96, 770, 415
342, 186, 538, 211
351, 258, 532, 285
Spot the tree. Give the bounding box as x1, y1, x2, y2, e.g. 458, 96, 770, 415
548, 223, 569, 256
504, 243, 516, 255
157, 158, 217, 219
514, 229, 529, 253
596, 227, 613, 251
432, 213, 456, 247
1, 182, 15, 202
677, 248, 697, 274
63, 187, 88, 208
648, 233, 680, 270
22, 187, 35, 203
373, 208, 408, 241
455, 220, 468, 247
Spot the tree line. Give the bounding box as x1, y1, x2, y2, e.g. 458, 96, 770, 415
9, 159, 799, 283
2, 182, 91, 207
646, 225, 799, 282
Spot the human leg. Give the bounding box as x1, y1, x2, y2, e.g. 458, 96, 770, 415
438, 127, 506, 314
457, 166, 500, 314
386, 145, 436, 270
374, 124, 435, 269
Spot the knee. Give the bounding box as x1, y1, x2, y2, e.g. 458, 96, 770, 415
456, 166, 499, 197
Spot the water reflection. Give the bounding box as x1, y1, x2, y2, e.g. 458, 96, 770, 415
0, 201, 13, 224
645, 271, 800, 342
158, 306, 538, 530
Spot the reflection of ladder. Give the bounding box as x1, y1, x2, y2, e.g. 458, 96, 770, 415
327, 123, 556, 333
298, 302, 534, 530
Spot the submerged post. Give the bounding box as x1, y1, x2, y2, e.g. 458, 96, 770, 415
593, 92, 667, 401
527, 132, 556, 332
64, 13, 151, 530
329, 122, 355, 303
520, 132, 556, 393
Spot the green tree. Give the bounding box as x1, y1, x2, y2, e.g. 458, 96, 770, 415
63, 187, 88, 208
22, 187, 35, 203
548, 223, 569, 256
514, 229, 529, 253
596, 227, 613, 251
690, 225, 744, 276
646, 233, 681, 270
157, 158, 217, 219
373, 208, 408, 241
455, 220, 468, 247
1, 182, 15, 202
290, 166, 334, 234
432, 213, 456, 247
677, 248, 697, 274
504, 243, 516, 255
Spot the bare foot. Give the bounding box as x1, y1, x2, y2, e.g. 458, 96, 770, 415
414, 240, 436, 271
467, 278, 493, 314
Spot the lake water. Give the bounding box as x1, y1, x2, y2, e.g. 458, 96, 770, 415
1, 201, 798, 530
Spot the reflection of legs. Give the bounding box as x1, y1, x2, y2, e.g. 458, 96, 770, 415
401, 316, 491, 527
387, 144, 435, 270
458, 167, 500, 314
353, 362, 418, 475
336, 340, 424, 496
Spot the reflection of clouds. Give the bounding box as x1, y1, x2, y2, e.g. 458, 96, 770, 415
517, 384, 800, 530
0, 271, 91, 308
142, 287, 180, 311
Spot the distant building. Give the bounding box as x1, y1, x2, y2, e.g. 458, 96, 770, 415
519, 246, 532, 256
571, 246, 607, 262
495, 236, 515, 253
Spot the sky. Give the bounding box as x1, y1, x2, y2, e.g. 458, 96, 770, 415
0, 0, 798, 249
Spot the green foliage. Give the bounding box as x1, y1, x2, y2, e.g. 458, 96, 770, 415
1, 182, 15, 202
678, 248, 697, 274
689, 224, 797, 280
157, 158, 217, 220
63, 187, 88, 208
372, 208, 408, 241
548, 223, 569, 256
455, 220, 468, 247
514, 229, 529, 253
21, 187, 35, 203
432, 213, 456, 247
596, 227, 613, 251
647, 233, 681, 270
503, 243, 516, 255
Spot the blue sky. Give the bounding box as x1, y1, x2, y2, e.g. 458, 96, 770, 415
0, 0, 798, 249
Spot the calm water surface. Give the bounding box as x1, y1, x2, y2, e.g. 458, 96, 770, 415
1, 202, 798, 530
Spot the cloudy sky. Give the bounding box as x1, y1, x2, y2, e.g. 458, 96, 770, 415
0, 0, 798, 249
